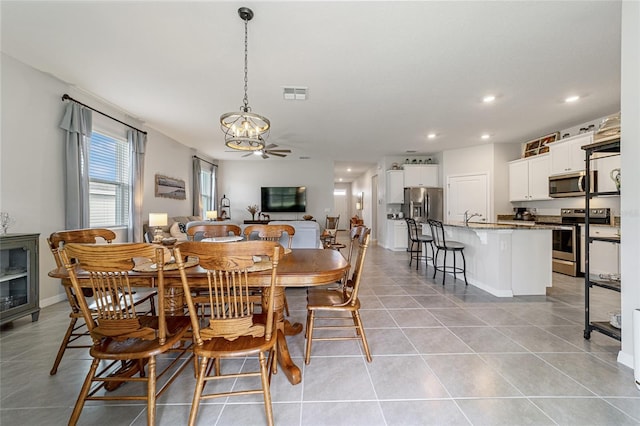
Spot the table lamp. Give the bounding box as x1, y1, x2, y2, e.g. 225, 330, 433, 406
206, 210, 218, 221
149, 213, 168, 243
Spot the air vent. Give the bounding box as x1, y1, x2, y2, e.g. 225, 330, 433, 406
299, 156, 311, 160
283, 87, 308, 100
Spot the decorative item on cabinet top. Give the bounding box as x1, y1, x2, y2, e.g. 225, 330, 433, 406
522, 132, 560, 158
594, 112, 620, 143
401, 157, 435, 167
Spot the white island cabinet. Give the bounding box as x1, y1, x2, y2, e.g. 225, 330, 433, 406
436, 223, 555, 297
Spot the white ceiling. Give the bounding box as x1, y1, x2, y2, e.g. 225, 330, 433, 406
1, 1, 622, 182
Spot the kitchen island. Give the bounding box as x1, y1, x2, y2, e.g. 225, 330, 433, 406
421, 221, 559, 297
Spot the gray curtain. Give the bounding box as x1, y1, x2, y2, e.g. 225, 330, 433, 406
128, 130, 147, 242
192, 156, 202, 216
60, 102, 92, 229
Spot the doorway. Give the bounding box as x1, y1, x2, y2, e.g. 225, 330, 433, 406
446, 173, 489, 223
332, 186, 349, 230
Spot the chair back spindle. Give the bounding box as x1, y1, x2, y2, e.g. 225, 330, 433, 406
175, 240, 281, 344
60, 243, 170, 344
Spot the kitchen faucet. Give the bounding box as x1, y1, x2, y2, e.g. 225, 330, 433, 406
464, 209, 483, 226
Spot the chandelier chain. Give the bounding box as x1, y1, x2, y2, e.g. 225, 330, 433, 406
242, 17, 249, 112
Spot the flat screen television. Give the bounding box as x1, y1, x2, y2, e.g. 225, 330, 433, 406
261, 186, 306, 213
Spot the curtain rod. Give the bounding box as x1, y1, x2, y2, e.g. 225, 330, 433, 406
61, 94, 147, 135
193, 156, 217, 167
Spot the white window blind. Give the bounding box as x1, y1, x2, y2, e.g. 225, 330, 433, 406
88, 132, 130, 227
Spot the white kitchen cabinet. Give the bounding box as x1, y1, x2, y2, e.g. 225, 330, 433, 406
386, 219, 408, 251
549, 133, 591, 175
386, 170, 404, 203
403, 165, 438, 187
508, 154, 551, 201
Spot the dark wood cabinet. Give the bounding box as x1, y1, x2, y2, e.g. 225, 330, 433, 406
0, 233, 40, 325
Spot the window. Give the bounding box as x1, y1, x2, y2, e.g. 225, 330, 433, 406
196, 161, 217, 217
88, 132, 130, 227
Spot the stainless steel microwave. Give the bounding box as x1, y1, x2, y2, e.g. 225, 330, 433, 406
549, 171, 597, 198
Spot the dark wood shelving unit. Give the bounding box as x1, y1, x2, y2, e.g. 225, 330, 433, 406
582, 138, 621, 341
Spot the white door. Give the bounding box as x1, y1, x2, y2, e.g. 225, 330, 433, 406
333, 187, 349, 230
447, 173, 489, 223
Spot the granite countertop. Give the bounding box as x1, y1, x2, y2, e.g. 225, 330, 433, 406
444, 221, 567, 230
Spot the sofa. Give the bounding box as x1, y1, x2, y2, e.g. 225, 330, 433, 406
260, 220, 322, 248
144, 217, 322, 248
143, 215, 201, 242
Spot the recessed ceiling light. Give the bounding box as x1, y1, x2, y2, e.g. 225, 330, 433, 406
481, 134, 491, 140
339, 178, 343, 182
565, 95, 580, 103
427, 133, 437, 139
482, 95, 496, 103
347, 168, 352, 172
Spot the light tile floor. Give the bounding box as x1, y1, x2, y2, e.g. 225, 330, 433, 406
1, 241, 638, 425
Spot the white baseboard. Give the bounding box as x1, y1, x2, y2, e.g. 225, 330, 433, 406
40, 293, 66, 308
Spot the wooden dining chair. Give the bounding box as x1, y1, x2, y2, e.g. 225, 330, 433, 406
304, 227, 372, 364
186, 223, 242, 241
320, 215, 341, 249
60, 242, 192, 426
174, 240, 282, 426
244, 224, 295, 316
244, 224, 295, 248
46, 228, 157, 376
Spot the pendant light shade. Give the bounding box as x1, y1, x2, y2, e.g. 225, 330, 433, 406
220, 7, 270, 151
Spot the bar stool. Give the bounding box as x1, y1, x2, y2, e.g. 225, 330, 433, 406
427, 219, 468, 285
405, 218, 433, 270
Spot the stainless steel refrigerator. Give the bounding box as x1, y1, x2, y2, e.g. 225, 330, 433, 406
402, 187, 443, 222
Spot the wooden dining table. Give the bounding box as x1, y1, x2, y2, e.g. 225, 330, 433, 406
49, 247, 349, 386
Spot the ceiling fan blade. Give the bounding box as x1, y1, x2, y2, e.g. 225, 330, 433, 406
269, 152, 287, 157
264, 143, 278, 149
268, 149, 291, 153
242, 152, 253, 157
262, 153, 269, 159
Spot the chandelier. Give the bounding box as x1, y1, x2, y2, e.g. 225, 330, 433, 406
220, 7, 270, 151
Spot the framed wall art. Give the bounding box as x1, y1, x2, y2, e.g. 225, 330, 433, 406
522, 132, 560, 158
155, 174, 186, 200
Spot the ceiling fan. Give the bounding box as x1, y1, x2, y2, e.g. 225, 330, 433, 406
241, 143, 291, 159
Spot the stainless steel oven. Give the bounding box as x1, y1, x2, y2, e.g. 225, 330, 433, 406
551, 224, 580, 276
549, 171, 597, 198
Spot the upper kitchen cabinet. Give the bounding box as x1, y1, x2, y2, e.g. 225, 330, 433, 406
549, 133, 591, 175
403, 164, 439, 187
508, 154, 551, 201
386, 170, 404, 203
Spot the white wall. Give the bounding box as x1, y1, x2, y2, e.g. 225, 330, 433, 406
1, 55, 197, 306
1, 54, 68, 305
493, 143, 523, 216
619, 0, 640, 369
216, 159, 334, 224
351, 165, 375, 241
442, 144, 496, 220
